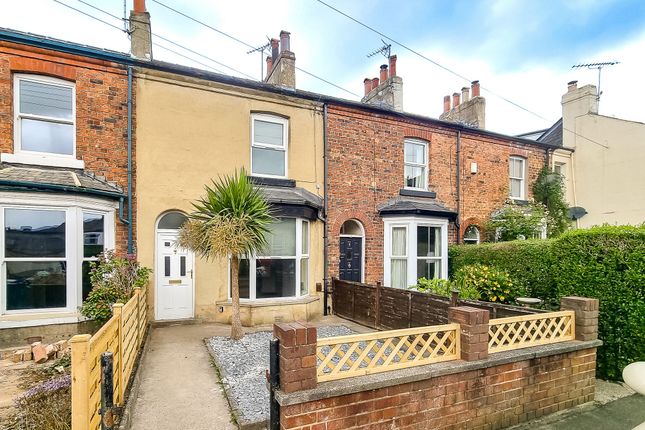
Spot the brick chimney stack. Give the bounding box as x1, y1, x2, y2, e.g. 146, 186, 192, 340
130, 0, 152, 60
265, 31, 296, 89
361, 54, 403, 111
439, 80, 486, 129
266, 56, 273, 77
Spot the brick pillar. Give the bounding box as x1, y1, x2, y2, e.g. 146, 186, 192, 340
560, 296, 599, 341
448, 306, 489, 361
273, 322, 317, 393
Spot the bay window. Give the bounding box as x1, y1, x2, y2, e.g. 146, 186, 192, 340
0, 195, 115, 315
233, 218, 309, 300
384, 217, 448, 288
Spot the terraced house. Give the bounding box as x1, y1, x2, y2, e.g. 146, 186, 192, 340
0, 29, 134, 338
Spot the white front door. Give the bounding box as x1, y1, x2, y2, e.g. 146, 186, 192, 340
156, 232, 194, 320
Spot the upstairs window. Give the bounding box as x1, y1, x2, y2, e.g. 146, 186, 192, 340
251, 114, 288, 178
509, 156, 526, 200
404, 139, 427, 190
14, 75, 75, 157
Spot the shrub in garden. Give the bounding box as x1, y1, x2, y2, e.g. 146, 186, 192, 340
13, 375, 71, 430
413, 277, 480, 300
486, 202, 547, 242
453, 264, 522, 304
81, 251, 152, 323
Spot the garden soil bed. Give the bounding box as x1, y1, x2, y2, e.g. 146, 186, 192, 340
207, 325, 354, 429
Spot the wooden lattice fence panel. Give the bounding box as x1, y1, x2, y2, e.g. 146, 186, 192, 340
316, 324, 460, 382
488, 310, 575, 354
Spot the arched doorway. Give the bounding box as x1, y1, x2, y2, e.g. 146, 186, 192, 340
339, 219, 365, 282
155, 211, 194, 320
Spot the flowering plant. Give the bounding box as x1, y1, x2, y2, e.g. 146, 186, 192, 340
453, 264, 521, 304
13, 375, 71, 430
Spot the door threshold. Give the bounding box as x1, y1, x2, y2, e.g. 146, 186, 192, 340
151, 318, 198, 327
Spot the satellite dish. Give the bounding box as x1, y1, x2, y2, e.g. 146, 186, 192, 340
568, 207, 587, 220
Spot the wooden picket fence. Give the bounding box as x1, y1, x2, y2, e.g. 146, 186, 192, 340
488, 310, 575, 354
316, 323, 460, 382
70, 286, 148, 430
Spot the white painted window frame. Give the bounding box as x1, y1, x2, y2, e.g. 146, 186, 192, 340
463, 225, 481, 244
228, 217, 308, 300
509, 156, 526, 200
0, 192, 115, 316
404, 139, 428, 191
2, 74, 84, 169
383, 216, 449, 289
250, 113, 289, 179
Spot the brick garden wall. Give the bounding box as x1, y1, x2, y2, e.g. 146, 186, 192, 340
326, 104, 547, 285
280, 348, 597, 430
0, 41, 134, 254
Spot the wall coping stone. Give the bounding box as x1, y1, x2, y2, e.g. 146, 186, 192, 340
275, 339, 602, 406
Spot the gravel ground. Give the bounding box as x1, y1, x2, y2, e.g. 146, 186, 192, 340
207, 325, 354, 426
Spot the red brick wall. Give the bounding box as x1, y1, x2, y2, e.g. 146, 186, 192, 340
0, 42, 134, 254
326, 104, 547, 284
280, 347, 597, 430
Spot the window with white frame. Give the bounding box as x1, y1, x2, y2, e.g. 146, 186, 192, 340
554, 162, 565, 179
384, 217, 448, 289
404, 139, 428, 189
14, 75, 75, 158
509, 156, 526, 200
234, 218, 308, 300
251, 114, 288, 178
0, 196, 114, 314
463, 225, 480, 245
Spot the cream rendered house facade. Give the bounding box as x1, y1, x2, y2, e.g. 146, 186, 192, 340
547, 81, 645, 227
134, 63, 325, 326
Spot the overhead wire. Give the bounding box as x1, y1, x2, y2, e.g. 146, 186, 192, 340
149, 0, 361, 97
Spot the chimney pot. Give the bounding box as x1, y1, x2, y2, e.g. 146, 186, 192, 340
443, 95, 451, 113
461, 87, 470, 103
452, 92, 461, 108
270, 39, 279, 63
380, 65, 388, 83
266, 56, 273, 79
280, 30, 291, 52
372, 77, 380, 89
364, 78, 372, 95
388, 55, 397, 77
471, 80, 480, 97
133, 0, 146, 13
567, 80, 578, 92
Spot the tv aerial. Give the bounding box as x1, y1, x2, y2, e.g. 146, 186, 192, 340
367, 40, 391, 59
247, 38, 271, 80
571, 61, 619, 100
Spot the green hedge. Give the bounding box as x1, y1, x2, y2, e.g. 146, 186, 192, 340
449, 225, 645, 380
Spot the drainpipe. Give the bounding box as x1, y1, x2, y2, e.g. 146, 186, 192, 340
323, 103, 329, 316
455, 130, 461, 243
126, 66, 134, 254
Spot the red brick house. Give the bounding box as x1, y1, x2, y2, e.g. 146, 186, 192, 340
326, 58, 557, 291
0, 29, 134, 331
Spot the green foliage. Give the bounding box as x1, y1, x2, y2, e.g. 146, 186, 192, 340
80, 251, 151, 323
453, 264, 520, 303
412, 277, 480, 300
449, 225, 645, 380
449, 239, 554, 305
177, 168, 274, 259
532, 166, 570, 237
486, 202, 546, 242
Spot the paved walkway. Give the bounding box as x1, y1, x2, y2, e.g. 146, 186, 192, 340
128, 322, 237, 430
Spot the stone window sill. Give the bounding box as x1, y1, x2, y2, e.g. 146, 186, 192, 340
216, 295, 320, 308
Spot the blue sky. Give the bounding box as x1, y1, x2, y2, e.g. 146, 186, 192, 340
2, 0, 645, 134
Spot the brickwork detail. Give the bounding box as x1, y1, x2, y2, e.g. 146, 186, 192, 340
274, 322, 317, 393
326, 104, 547, 285
449, 306, 489, 361
560, 296, 599, 341
280, 347, 598, 430
0, 42, 134, 254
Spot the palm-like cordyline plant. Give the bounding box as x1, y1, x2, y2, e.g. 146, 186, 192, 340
177, 169, 273, 340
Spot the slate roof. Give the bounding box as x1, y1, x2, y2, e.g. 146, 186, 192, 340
377, 197, 457, 219
259, 185, 323, 209
537, 118, 563, 147
0, 163, 124, 197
